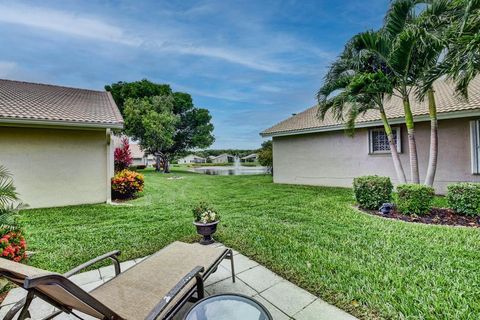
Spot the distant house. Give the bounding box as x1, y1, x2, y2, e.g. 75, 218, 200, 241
211, 154, 235, 163
241, 153, 258, 162
0, 79, 123, 208
261, 78, 480, 194
112, 137, 154, 167
177, 154, 206, 164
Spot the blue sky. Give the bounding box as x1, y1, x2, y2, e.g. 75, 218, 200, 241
0, 0, 389, 149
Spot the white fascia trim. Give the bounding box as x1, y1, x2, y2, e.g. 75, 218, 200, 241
0, 118, 124, 130
260, 109, 480, 138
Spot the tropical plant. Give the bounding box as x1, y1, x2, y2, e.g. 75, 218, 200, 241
0, 231, 27, 262
0, 166, 24, 232
114, 137, 133, 172
317, 38, 407, 183
111, 169, 145, 199
424, 0, 480, 98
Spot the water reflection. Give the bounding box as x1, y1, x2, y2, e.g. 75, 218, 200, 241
193, 166, 268, 175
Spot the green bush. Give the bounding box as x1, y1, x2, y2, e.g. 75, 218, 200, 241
353, 176, 393, 210
396, 184, 435, 215
446, 183, 480, 216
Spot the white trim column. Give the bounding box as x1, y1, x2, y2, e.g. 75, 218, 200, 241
106, 129, 113, 203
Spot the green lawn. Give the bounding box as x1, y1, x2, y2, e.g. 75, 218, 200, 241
21, 170, 480, 319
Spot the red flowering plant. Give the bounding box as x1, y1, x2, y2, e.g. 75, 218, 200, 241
0, 231, 27, 262
0, 165, 27, 262
114, 137, 133, 172
111, 169, 145, 200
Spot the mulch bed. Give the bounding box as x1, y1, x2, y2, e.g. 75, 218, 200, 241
360, 207, 480, 227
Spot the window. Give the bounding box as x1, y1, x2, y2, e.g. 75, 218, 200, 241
368, 127, 401, 154
470, 120, 480, 174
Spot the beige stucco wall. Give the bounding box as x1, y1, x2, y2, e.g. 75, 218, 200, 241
0, 126, 112, 208
272, 118, 480, 194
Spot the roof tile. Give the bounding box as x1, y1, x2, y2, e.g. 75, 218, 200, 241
0, 79, 123, 127
261, 77, 480, 136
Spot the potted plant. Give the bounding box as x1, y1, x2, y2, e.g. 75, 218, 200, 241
193, 202, 220, 245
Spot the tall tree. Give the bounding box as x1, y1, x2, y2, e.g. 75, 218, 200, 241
106, 80, 215, 172
318, 41, 408, 184
123, 95, 178, 172
354, 1, 426, 183
411, 0, 452, 186
424, 0, 480, 97
105, 79, 171, 113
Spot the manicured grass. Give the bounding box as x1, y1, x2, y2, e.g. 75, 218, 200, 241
21, 170, 480, 319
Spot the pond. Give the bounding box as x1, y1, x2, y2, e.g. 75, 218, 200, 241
192, 166, 269, 175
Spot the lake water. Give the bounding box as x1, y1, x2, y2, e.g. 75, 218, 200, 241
192, 166, 269, 175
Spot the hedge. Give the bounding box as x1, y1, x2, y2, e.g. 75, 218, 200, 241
446, 183, 480, 216
396, 184, 434, 215
353, 176, 393, 210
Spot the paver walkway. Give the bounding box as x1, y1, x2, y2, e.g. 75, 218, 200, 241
0, 243, 357, 319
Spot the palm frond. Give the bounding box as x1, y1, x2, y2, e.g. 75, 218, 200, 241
384, 0, 418, 36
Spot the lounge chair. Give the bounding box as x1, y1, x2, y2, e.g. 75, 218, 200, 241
0, 241, 235, 320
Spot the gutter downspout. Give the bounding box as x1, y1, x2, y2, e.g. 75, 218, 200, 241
106, 129, 113, 204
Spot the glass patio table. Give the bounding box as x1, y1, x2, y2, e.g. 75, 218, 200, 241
184, 293, 272, 320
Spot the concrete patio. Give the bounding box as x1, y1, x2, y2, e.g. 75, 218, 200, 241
0, 243, 357, 320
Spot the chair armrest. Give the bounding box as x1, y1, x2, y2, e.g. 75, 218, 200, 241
23, 273, 121, 319
64, 250, 121, 278
145, 266, 205, 320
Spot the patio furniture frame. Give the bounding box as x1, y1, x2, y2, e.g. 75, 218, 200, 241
1, 244, 235, 320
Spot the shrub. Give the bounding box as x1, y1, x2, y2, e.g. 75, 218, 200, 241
136, 165, 147, 170
114, 137, 133, 172
396, 184, 435, 215
258, 140, 273, 174
353, 176, 393, 210
111, 170, 144, 200
0, 230, 27, 262
446, 183, 480, 216
193, 202, 219, 224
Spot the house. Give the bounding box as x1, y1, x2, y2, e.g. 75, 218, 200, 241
177, 154, 206, 164
112, 137, 154, 167
241, 153, 258, 162
211, 154, 235, 163
130, 144, 155, 166
261, 77, 480, 194
0, 79, 123, 208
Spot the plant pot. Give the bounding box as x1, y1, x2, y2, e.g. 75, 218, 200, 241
193, 220, 219, 245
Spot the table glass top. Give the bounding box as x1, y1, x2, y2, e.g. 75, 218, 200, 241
184, 294, 271, 320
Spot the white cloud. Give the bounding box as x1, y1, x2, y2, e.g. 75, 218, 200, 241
0, 3, 140, 46
0, 2, 329, 75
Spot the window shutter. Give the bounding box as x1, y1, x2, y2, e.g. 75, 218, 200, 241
471, 120, 480, 174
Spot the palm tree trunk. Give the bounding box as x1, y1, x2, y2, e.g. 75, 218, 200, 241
403, 97, 420, 183
424, 88, 438, 186
380, 110, 407, 184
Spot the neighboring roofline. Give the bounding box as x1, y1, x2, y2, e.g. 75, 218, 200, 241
0, 117, 124, 129
260, 109, 480, 138
0, 78, 108, 93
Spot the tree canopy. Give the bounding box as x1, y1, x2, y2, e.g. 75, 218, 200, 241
106, 79, 215, 172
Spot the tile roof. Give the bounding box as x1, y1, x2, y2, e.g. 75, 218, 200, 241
261, 77, 480, 137
0, 79, 123, 128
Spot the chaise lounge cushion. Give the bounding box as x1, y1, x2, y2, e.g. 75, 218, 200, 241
90, 241, 227, 319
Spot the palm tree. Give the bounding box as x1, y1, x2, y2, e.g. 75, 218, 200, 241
0, 166, 24, 231
424, 0, 480, 97
411, 0, 451, 186
317, 42, 408, 184
353, 0, 443, 184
